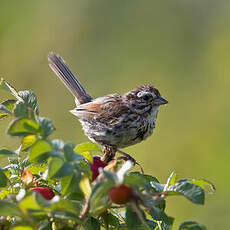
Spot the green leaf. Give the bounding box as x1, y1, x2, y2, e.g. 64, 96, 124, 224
2, 99, 17, 111
8, 118, 41, 136
83, 217, 100, 230
102, 212, 120, 228
155, 221, 174, 230
64, 143, 84, 162
0, 200, 22, 216
178, 178, 215, 192
61, 173, 83, 198
52, 139, 64, 151
50, 199, 81, 215
142, 194, 165, 211
39, 117, 55, 137
0, 168, 8, 187
125, 172, 158, 193
0, 101, 13, 116
0, 148, 16, 158
150, 181, 164, 193
18, 90, 39, 115
148, 205, 173, 224
126, 205, 152, 230
126, 205, 142, 229
29, 139, 53, 162
79, 175, 91, 200
79, 151, 93, 163
20, 158, 31, 169
19, 194, 42, 211
50, 210, 79, 220
74, 142, 101, 153
14, 102, 28, 118
0, 104, 12, 119
48, 157, 63, 178
0, 78, 22, 101
103, 170, 119, 184
74, 142, 101, 163
167, 182, 205, 204
141, 174, 159, 183
90, 181, 114, 215
33, 191, 53, 208
179, 221, 206, 230
36, 221, 52, 230
12, 225, 34, 230
34, 192, 81, 216
48, 157, 74, 178
61, 173, 77, 195
53, 162, 75, 178
0, 113, 8, 119
0, 188, 11, 199
27, 163, 47, 176
0, 99, 14, 119
164, 171, 177, 191
21, 135, 37, 151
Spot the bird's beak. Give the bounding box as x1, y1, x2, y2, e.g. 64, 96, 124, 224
153, 96, 168, 106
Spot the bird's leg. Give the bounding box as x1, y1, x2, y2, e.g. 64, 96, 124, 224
117, 149, 144, 174
101, 146, 144, 174
101, 145, 117, 163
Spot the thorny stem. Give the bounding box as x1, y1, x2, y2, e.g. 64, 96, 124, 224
130, 200, 151, 230
157, 221, 163, 230
79, 198, 90, 221
101, 212, 109, 230
111, 210, 126, 223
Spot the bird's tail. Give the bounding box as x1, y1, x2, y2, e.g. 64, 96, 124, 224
48, 52, 92, 105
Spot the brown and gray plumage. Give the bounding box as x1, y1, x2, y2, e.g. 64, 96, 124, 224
48, 52, 168, 162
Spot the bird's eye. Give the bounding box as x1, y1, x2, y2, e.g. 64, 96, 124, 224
142, 94, 151, 101
137, 92, 152, 101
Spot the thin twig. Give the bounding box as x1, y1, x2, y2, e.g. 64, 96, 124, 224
79, 198, 90, 221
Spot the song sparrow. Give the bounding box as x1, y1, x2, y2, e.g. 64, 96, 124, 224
48, 52, 168, 164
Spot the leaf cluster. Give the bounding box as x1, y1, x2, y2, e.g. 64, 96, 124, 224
0, 78, 214, 230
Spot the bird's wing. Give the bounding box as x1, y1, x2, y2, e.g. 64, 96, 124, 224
70, 94, 129, 124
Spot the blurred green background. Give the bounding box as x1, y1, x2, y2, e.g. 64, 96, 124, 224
0, 0, 229, 229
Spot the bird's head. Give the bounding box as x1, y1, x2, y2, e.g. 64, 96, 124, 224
125, 84, 168, 114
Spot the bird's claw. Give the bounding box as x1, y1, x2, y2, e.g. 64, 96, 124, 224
117, 150, 144, 174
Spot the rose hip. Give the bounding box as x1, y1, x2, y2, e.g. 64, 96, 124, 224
109, 184, 134, 204
32, 187, 55, 200
90, 156, 107, 181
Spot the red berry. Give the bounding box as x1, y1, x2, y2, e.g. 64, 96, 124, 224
109, 184, 134, 204
32, 187, 55, 200
90, 156, 107, 181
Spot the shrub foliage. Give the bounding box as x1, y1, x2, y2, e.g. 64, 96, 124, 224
0, 78, 214, 230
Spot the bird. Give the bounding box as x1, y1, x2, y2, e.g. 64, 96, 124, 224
48, 52, 168, 165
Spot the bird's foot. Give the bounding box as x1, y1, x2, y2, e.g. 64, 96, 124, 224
101, 146, 144, 174
101, 145, 116, 163
117, 149, 144, 174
